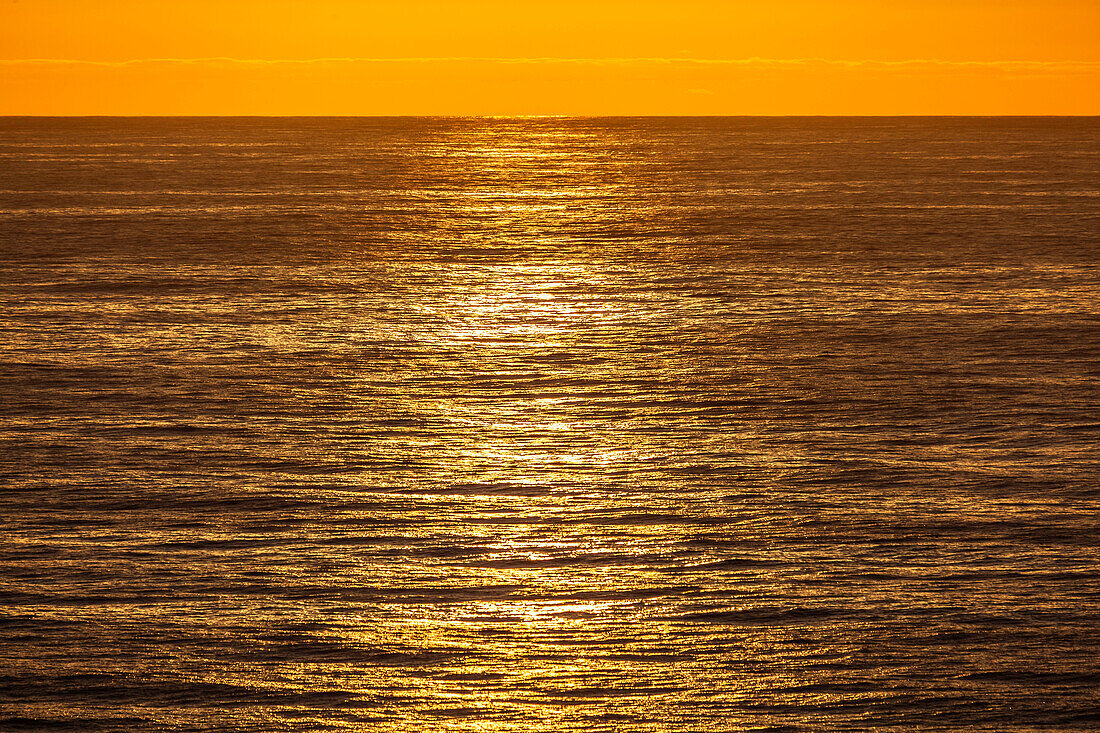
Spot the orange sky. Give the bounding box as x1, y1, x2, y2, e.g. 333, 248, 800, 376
2, 0, 1098, 114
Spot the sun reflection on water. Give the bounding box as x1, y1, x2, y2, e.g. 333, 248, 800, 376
5, 118, 1097, 732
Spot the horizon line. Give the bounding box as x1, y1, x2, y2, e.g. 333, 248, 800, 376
4, 114, 1100, 119
4, 56, 1099, 69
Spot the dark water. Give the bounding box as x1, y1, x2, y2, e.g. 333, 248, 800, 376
1, 117, 1098, 732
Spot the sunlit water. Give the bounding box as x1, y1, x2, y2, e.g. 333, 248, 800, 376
1, 118, 1098, 731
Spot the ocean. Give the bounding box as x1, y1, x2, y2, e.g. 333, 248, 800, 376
0, 117, 1098, 731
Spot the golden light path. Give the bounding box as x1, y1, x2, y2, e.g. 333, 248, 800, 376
4, 111, 1094, 731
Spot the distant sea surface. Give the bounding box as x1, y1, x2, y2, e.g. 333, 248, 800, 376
1, 117, 1098, 732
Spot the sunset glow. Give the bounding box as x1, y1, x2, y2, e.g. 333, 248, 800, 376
3, 0, 1098, 115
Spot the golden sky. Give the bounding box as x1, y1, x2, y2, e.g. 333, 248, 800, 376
2, 0, 1098, 114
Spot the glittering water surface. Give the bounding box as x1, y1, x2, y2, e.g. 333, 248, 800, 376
1, 118, 1098, 731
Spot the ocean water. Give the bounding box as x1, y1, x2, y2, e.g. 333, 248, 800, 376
0, 117, 1098, 732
